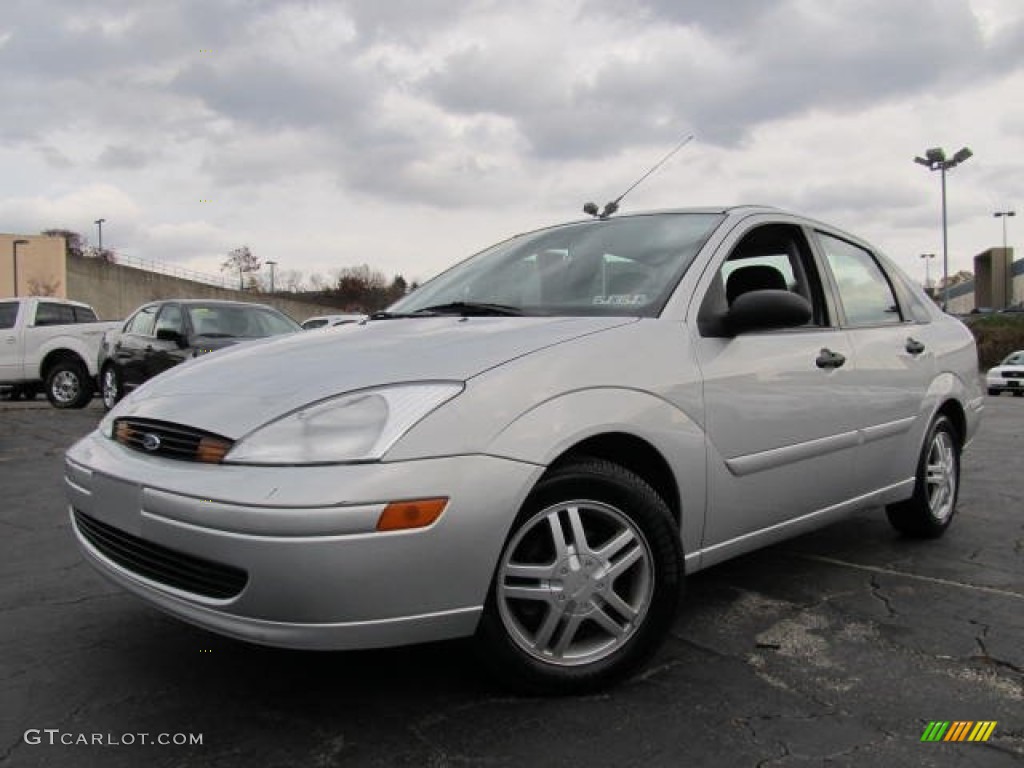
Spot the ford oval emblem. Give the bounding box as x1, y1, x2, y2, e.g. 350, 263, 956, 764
141, 433, 161, 452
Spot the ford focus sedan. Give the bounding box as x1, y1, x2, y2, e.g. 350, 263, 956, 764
66, 206, 982, 693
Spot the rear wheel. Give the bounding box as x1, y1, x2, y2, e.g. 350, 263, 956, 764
100, 365, 122, 411
987, 387, 999, 396
886, 415, 960, 538
476, 457, 683, 694
45, 360, 94, 409
1014, 391, 1024, 398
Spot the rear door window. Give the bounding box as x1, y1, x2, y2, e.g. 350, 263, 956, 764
126, 306, 158, 336
817, 233, 903, 326
73, 306, 98, 323
35, 302, 76, 326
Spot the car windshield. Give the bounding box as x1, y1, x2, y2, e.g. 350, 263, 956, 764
1001, 352, 1024, 366
187, 305, 301, 338
389, 213, 725, 318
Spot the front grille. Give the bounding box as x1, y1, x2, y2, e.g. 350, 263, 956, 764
74, 510, 248, 599
113, 418, 233, 463
1002, 371, 1024, 379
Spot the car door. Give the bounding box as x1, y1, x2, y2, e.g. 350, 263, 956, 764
144, 303, 190, 382
813, 230, 935, 495
0, 301, 22, 381
116, 305, 159, 391
689, 217, 861, 565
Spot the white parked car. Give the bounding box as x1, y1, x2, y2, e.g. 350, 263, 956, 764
66, 206, 982, 693
986, 350, 1024, 396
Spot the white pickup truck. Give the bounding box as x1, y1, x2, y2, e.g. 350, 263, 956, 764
0, 298, 120, 408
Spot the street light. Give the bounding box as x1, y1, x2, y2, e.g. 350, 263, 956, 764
920, 253, 936, 293
914, 146, 973, 311
266, 260, 278, 293
11, 239, 29, 297
994, 210, 1015, 251
94, 218, 106, 253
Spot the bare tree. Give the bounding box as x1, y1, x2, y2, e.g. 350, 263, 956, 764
279, 269, 305, 292
221, 246, 261, 290
28, 275, 62, 296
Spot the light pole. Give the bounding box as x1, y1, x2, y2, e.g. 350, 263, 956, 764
94, 218, 106, 253
266, 260, 277, 293
920, 253, 936, 293
914, 146, 973, 311
994, 210, 1015, 251
11, 239, 29, 297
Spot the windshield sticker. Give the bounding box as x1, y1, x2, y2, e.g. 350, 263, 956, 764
593, 294, 648, 306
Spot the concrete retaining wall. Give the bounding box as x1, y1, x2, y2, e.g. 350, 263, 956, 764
66, 255, 342, 322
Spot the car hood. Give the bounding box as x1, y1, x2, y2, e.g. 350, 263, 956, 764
110, 316, 636, 438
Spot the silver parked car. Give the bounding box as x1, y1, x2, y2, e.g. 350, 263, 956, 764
66, 206, 982, 693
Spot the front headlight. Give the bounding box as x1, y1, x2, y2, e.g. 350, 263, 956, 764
222, 382, 464, 465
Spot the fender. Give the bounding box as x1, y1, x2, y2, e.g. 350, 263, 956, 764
484, 387, 707, 563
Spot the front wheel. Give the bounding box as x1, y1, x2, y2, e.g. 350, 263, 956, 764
100, 365, 122, 411
476, 457, 683, 695
45, 360, 94, 409
885, 415, 960, 538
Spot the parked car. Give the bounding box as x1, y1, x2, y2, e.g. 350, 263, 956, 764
301, 313, 367, 330
97, 299, 301, 410
66, 206, 982, 693
0, 297, 120, 408
986, 350, 1024, 396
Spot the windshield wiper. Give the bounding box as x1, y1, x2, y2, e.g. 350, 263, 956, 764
368, 310, 438, 320
414, 301, 524, 316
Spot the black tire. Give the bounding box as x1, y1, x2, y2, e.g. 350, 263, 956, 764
885, 415, 960, 538
987, 388, 999, 396
45, 360, 94, 409
21, 385, 39, 401
1014, 391, 1024, 398
100, 365, 122, 411
476, 457, 683, 695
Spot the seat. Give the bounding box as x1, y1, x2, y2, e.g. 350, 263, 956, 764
194, 316, 220, 336
725, 264, 787, 305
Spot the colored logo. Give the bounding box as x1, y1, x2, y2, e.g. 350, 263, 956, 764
921, 721, 997, 742
141, 433, 162, 452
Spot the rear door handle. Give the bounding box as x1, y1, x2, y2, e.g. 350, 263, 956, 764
905, 337, 926, 355
816, 348, 846, 369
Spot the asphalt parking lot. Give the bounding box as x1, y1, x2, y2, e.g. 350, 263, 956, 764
1, 397, 1021, 767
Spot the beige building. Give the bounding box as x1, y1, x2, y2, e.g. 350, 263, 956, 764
0, 233, 68, 298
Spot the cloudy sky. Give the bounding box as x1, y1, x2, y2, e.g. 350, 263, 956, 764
2, 0, 1022, 290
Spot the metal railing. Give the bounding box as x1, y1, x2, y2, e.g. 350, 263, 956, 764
112, 253, 242, 290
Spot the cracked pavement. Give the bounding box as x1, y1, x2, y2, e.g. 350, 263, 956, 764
1, 397, 1022, 766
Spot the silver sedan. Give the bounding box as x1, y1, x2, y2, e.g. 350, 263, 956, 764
66, 206, 982, 693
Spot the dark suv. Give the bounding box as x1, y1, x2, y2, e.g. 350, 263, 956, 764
98, 299, 300, 410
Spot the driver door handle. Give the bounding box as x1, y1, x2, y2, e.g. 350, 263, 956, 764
816, 348, 846, 369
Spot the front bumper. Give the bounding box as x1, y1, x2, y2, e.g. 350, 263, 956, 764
987, 375, 1023, 391
65, 430, 542, 649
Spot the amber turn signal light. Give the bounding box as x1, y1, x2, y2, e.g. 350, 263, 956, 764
376, 498, 448, 532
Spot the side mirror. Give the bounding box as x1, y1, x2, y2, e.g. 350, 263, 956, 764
727, 290, 812, 335
156, 327, 187, 348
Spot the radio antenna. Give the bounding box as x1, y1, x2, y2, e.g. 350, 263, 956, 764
584, 134, 694, 219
